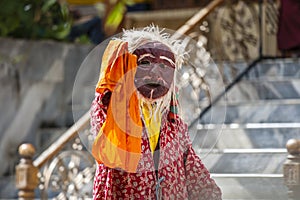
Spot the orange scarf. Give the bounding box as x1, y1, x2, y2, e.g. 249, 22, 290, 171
92, 40, 143, 172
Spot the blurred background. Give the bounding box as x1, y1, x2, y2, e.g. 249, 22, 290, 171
1, 0, 300, 199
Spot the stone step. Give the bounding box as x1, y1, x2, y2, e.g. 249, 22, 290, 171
246, 58, 300, 80
191, 124, 300, 149
212, 175, 288, 200
213, 58, 300, 85
199, 100, 300, 124
227, 79, 300, 102
197, 149, 287, 174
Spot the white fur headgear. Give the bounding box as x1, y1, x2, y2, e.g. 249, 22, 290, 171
120, 25, 188, 69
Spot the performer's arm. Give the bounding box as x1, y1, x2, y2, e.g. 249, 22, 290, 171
90, 90, 111, 137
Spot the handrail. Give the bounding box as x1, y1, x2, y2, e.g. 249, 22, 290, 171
33, 111, 90, 168
176, 0, 224, 35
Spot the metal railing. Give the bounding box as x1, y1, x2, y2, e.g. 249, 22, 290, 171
15, 112, 92, 199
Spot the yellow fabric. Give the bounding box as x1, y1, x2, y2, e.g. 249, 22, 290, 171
140, 101, 161, 154
92, 40, 143, 172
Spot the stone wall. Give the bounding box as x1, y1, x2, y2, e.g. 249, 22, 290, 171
0, 38, 94, 176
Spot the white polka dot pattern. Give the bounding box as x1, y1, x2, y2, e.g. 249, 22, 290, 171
91, 92, 222, 199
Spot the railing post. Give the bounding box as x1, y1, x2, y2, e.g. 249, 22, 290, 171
15, 143, 39, 200
284, 139, 300, 200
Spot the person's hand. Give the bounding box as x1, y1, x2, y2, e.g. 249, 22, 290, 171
102, 91, 111, 106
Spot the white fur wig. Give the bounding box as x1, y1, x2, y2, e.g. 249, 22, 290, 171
121, 25, 187, 69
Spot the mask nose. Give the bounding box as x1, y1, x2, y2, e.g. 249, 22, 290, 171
149, 63, 161, 78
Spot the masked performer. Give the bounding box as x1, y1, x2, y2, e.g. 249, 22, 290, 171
90, 26, 222, 200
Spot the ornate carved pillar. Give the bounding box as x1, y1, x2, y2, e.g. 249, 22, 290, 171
284, 139, 300, 199
15, 143, 39, 200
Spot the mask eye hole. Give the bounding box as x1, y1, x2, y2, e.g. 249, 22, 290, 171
139, 60, 150, 65
159, 63, 165, 68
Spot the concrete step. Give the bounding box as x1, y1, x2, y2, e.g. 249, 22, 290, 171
199, 100, 300, 124
227, 79, 300, 103
197, 149, 287, 174
213, 58, 300, 85
212, 175, 288, 200
191, 124, 300, 149
246, 58, 300, 80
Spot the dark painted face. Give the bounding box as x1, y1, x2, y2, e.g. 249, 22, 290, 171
133, 41, 175, 100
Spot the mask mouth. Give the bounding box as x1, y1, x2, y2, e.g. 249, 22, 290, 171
146, 83, 161, 88
143, 77, 166, 88
134, 76, 171, 100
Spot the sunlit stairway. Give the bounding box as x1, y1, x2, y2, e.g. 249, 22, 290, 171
190, 58, 300, 199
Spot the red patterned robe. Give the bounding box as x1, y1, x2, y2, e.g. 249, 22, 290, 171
91, 92, 222, 199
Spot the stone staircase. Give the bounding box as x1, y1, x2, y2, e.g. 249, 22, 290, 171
191, 58, 300, 199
